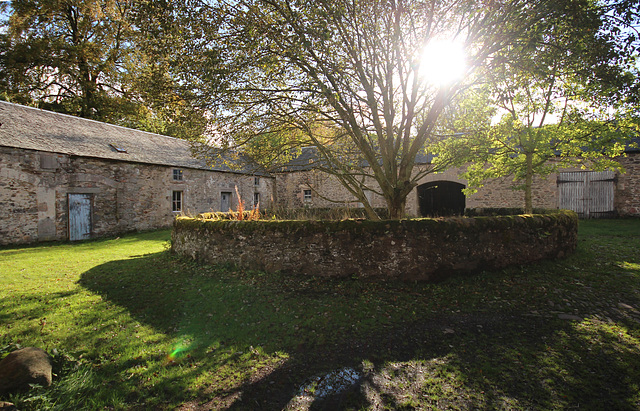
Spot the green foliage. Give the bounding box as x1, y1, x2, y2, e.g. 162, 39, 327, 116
0, 0, 210, 140
457, 1, 639, 213
0, 0, 135, 119
462, 120, 634, 191
195, 0, 604, 219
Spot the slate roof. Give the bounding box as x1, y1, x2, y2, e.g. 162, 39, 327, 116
278, 146, 434, 172
278, 147, 323, 172
626, 136, 640, 153
0, 101, 269, 175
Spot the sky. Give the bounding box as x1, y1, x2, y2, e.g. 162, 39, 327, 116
0, 1, 10, 34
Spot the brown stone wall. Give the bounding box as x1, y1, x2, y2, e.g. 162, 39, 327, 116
615, 153, 640, 216
0, 146, 274, 245
275, 170, 379, 209
172, 211, 578, 282
0, 147, 43, 243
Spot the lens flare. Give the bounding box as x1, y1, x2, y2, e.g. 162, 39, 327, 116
166, 343, 189, 364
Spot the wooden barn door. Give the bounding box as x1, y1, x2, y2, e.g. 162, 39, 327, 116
221, 192, 232, 212
558, 171, 615, 218
68, 194, 92, 241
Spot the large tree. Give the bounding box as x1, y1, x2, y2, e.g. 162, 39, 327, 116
192, 0, 634, 219
460, 0, 639, 213
0, 0, 211, 139
0, 0, 136, 120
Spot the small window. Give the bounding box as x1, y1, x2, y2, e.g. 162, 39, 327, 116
254, 177, 260, 186
172, 191, 183, 212
109, 143, 128, 153
173, 169, 183, 181
303, 189, 312, 203
253, 192, 260, 208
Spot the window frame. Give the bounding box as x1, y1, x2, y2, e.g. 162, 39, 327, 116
173, 169, 183, 181
172, 190, 183, 212
303, 189, 312, 203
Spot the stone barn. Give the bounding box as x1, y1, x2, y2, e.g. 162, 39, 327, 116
276, 144, 640, 218
1, 100, 638, 245
0, 101, 273, 245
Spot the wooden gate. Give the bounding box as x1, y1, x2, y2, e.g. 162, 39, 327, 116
558, 171, 615, 218
68, 193, 92, 241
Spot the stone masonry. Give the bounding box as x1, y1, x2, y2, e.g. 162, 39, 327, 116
275, 153, 640, 217
0, 146, 273, 245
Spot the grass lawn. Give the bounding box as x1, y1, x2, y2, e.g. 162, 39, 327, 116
1, 219, 639, 410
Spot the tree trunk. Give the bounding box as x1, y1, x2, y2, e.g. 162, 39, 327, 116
385, 193, 407, 220
524, 152, 533, 214
361, 198, 381, 220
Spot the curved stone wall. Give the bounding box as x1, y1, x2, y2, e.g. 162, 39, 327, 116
171, 211, 578, 282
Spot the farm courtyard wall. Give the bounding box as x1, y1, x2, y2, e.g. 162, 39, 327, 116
172, 211, 579, 282
615, 153, 640, 215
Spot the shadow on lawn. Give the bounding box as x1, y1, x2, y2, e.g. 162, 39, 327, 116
79, 250, 640, 410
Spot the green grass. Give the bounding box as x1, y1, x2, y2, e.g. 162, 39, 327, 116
1, 219, 639, 410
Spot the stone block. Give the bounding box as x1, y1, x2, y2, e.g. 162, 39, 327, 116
0, 347, 52, 393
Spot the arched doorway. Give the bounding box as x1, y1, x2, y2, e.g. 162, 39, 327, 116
417, 181, 466, 217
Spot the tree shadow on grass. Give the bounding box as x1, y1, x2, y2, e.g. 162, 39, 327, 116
78, 250, 640, 410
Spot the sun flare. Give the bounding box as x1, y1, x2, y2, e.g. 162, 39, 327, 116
418, 40, 467, 86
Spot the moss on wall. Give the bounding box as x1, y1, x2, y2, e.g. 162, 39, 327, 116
172, 210, 578, 282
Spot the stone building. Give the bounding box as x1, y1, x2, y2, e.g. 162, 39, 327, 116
0, 101, 273, 245
278, 145, 640, 218
1, 100, 638, 245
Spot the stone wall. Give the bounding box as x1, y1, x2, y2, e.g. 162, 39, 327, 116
172, 211, 578, 282
615, 153, 640, 216
275, 156, 640, 217
0, 146, 274, 245
275, 170, 381, 210
275, 165, 561, 217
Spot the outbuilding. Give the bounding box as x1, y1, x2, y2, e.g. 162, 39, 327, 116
0, 101, 273, 245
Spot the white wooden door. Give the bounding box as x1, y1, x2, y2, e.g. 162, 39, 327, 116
68, 194, 92, 241
558, 171, 615, 218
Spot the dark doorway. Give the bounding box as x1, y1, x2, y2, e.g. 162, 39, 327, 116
418, 181, 466, 217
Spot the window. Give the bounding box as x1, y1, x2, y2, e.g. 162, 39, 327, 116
109, 143, 127, 153
303, 189, 312, 203
254, 177, 260, 186
173, 169, 183, 181
172, 191, 183, 212
253, 192, 260, 208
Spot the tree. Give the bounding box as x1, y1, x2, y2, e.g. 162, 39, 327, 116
118, 0, 222, 141
0, 0, 136, 120
191, 0, 630, 219
0, 0, 211, 140
460, 0, 640, 213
